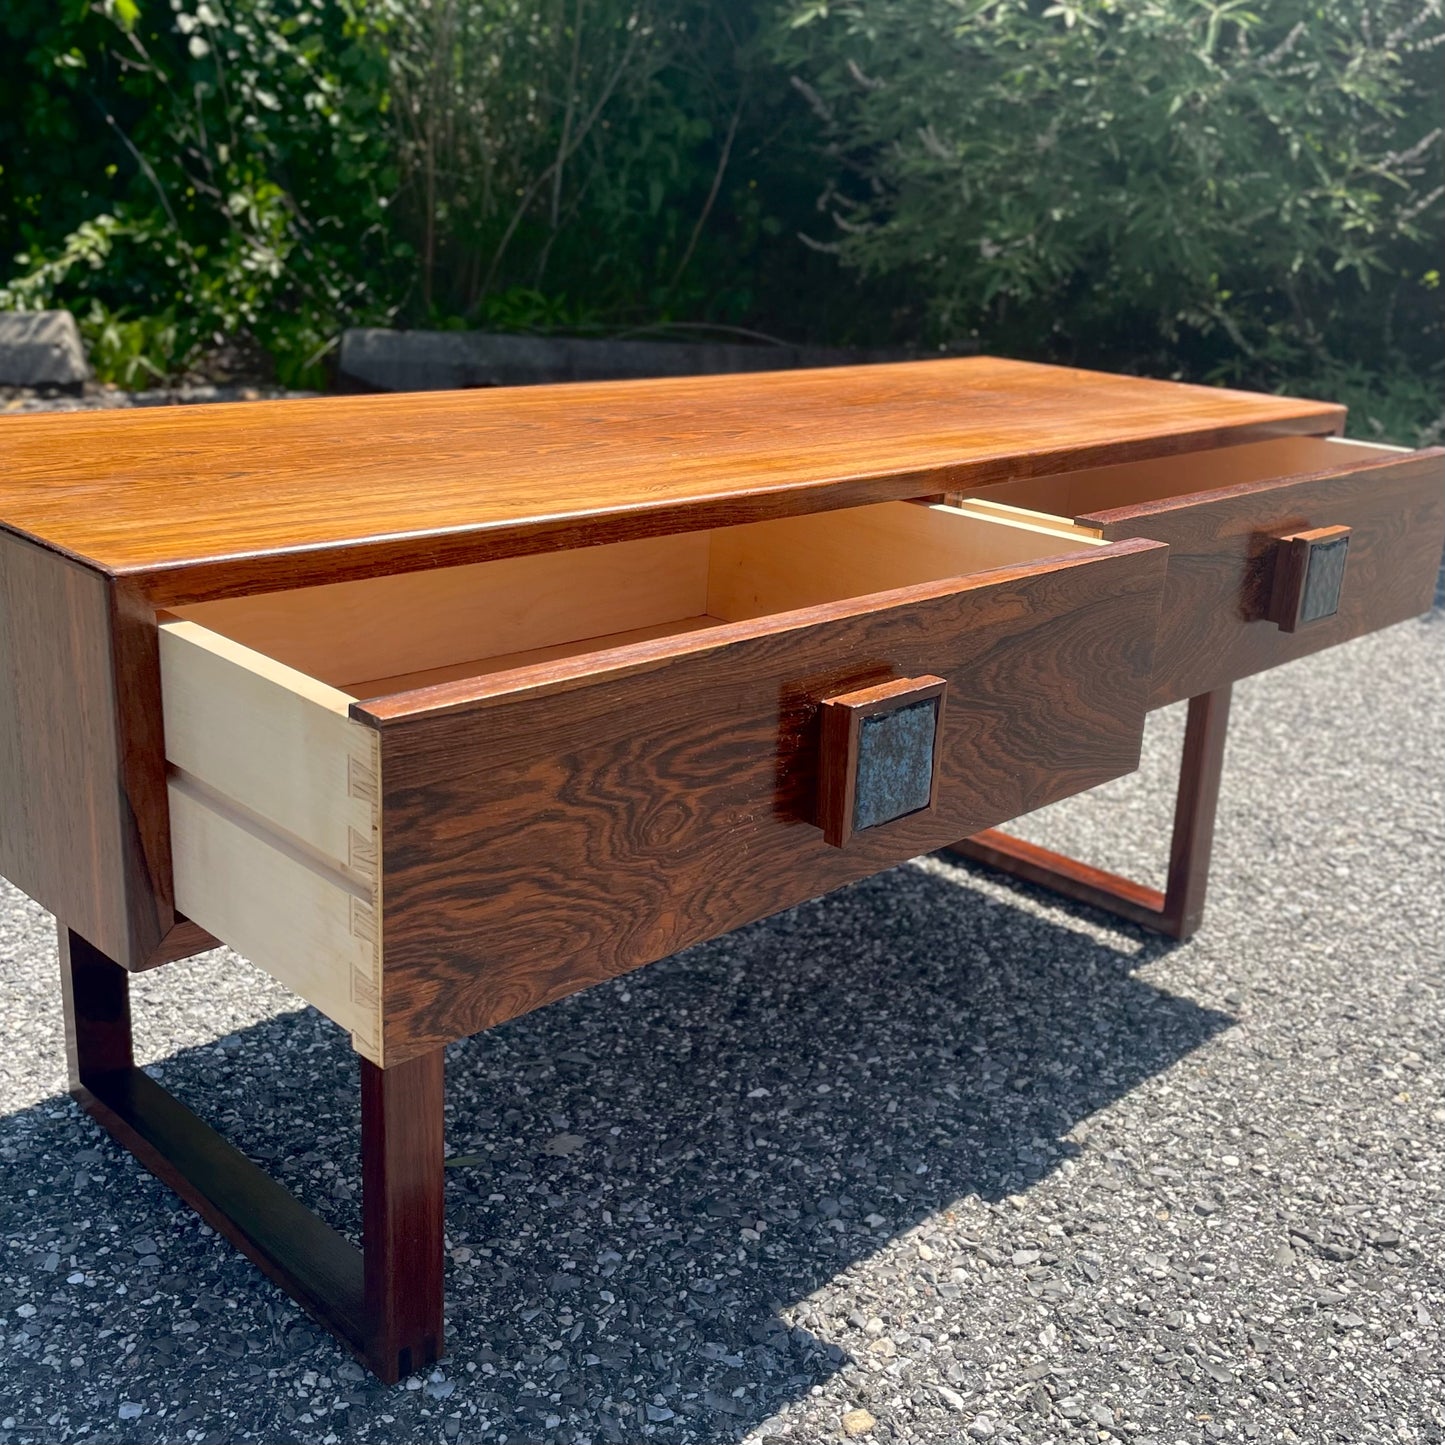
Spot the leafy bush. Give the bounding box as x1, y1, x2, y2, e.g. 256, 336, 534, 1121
352, 0, 846, 336
770, 0, 1445, 439
360, 0, 732, 319
0, 0, 830, 381
0, 0, 397, 385
1, 0, 1439, 442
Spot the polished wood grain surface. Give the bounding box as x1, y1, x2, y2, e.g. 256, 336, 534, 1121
1088, 450, 1445, 707
367, 541, 1167, 1062
968, 440, 1445, 706
0, 532, 171, 966
0, 357, 1339, 604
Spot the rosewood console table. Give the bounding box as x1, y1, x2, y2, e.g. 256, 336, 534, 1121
2, 358, 1441, 1380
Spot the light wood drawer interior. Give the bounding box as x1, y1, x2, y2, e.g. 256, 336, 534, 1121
169, 500, 1104, 699
953, 435, 1404, 520
158, 500, 1106, 1062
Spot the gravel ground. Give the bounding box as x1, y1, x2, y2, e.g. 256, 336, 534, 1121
1, 383, 313, 413
1, 614, 1440, 1445
0, 376, 1441, 1445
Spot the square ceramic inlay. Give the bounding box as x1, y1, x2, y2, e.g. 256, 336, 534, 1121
853, 697, 940, 832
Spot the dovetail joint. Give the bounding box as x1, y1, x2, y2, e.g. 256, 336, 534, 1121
347, 751, 378, 806
347, 741, 382, 1057
350, 896, 377, 947
351, 971, 379, 1010
347, 825, 377, 878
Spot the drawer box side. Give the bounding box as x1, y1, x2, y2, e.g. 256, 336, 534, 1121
158, 619, 384, 1060
168, 775, 383, 1060
159, 620, 377, 873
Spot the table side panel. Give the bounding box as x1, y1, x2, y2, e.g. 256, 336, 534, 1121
0, 530, 169, 965
373, 541, 1167, 1062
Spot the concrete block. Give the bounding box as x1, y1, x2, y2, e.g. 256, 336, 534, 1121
0, 311, 90, 390
336, 328, 894, 393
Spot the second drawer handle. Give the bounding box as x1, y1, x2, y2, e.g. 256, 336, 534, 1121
817, 675, 947, 848
1268, 525, 1351, 633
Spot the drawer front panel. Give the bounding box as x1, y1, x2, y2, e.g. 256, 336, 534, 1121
367, 540, 1166, 1061
1085, 449, 1445, 706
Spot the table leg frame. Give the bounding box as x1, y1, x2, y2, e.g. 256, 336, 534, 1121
52, 688, 1229, 1375
941, 685, 1233, 941
58, 926, 444, 1383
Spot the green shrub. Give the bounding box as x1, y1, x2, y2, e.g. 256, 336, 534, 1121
0, 0, 831, 379
0, 0, 397, 386
770, 0, 1444, 425
350, 0, 840, 333
2, 0, 1439, 431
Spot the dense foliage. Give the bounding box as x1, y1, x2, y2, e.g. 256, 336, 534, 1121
773, 0, 1445, 440
1, 0, 1440, 438
0, 0, 396, 385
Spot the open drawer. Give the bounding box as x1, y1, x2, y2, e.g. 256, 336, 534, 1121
159, 501, 1166, 1063
953, 435, 1445, 706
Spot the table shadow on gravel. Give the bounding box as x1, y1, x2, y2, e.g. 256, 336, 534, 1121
0, 862, 1233, 1444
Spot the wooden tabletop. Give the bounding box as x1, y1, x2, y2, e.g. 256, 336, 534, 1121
0, 356, 1341, 604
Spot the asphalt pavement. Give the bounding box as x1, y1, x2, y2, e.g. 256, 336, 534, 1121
2, 611, 1441, 1445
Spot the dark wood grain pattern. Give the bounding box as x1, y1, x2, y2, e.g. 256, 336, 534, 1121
0, 358, 1339, 605
1161, 685, 1232, 939
1081, 450, 1444, 707
364, 541, 1167, 1061
362, 1051, 446, 1380
0, 532, 171, 967
60, 924, 446, 1383
944, 685, 1233, 940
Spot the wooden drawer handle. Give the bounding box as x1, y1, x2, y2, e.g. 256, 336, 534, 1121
817, 676, 947, 848
1268, 525, 1351, 633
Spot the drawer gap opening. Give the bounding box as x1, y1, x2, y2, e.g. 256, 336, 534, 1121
954, 435, 1405, 523
168, 501, 1105, 702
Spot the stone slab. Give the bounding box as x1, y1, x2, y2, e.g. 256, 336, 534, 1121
337, 328, 900, 393
0, 311, 89, 389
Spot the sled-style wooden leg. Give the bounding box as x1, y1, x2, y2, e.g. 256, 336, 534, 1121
942, 686, 1233, 941
58, 925, 444, 1382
